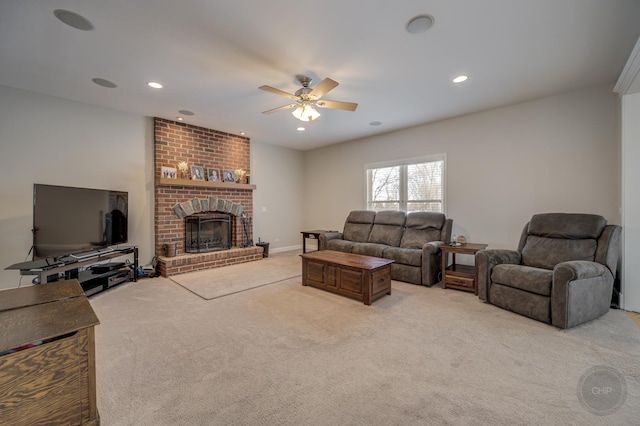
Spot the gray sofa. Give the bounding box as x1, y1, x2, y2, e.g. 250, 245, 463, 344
476, 213, 621, 329
318, 210, 453, 286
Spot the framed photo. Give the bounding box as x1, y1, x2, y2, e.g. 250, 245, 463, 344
191, 165, 204, 181
223, 170, 235, 183
207, 168, 221, 182
161, 166, 177, 179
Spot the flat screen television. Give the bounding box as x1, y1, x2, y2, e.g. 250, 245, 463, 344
33, 184, 128, 260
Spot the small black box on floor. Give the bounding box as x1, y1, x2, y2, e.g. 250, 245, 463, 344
256, 242, 269, 258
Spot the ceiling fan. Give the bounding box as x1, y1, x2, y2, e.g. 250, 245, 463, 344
259, 75, 358, 122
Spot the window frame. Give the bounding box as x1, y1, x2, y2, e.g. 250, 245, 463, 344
364, 153, 447, 214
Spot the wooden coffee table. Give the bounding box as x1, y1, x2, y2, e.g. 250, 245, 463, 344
300, 250, 393, 305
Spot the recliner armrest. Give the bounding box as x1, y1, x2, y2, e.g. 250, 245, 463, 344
318, 232, 343, 250
554, 260, 609, 282
475, 249, 521, 301
551, 260, 613, 329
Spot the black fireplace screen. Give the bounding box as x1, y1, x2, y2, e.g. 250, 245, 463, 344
185, 213, 232, 253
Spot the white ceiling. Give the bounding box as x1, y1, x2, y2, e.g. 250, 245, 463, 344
2, 1, 640, 151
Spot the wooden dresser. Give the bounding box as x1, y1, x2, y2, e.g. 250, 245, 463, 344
0, 279, 100, 426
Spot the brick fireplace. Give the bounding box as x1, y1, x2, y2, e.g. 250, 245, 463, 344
154, 117, 262, 276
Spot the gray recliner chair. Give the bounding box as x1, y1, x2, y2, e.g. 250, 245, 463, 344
476, 213, 621, 329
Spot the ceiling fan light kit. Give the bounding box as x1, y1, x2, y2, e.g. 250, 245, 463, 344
259, 75, 357, 122
292, 103, 320, 122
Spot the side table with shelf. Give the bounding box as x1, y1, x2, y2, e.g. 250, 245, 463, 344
440, 243, 488, 295
301, 230, 335, 253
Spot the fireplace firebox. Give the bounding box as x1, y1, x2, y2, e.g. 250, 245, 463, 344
185, 213, 232, 253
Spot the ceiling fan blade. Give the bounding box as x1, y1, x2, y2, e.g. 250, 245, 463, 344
262, 104, 297, 114
258, 85, 298, 100
309, 78, 339, 99
316, 100, 358, 111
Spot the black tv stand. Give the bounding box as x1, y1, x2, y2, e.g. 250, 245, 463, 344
6, 247, 138, 296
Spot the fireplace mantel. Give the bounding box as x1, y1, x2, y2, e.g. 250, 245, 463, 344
157, 177, 256, 190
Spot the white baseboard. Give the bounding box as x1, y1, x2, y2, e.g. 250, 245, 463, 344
270, 244, 302, 254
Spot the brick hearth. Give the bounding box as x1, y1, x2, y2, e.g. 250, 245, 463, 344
157, 246, 263, 277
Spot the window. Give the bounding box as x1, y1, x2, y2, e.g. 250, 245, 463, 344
365, 154, 445, 213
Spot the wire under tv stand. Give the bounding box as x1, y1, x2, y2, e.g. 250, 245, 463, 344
12, 247, 138, 295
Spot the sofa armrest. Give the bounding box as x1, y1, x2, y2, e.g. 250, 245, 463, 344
423, 240, 444, 254
475, 249, 521, 301
551, 261, 613, 329
420, 241, 445, 286
318, 232, 343, 250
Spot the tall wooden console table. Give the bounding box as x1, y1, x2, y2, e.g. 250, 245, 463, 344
0, 279, 100, 425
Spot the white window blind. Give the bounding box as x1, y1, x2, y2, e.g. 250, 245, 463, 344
365, 155, 445, 213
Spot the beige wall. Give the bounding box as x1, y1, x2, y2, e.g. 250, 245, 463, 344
303, 84, 621, 251
0, 85, 155, 289
251, 141, 305, 251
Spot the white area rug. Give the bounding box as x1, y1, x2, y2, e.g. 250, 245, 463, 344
169, 251, 301, 300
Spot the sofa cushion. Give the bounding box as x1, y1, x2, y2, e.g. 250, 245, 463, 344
405, 212, 445, 230
521, 236, 597, 270
383, 247, 422, 267
528, 213, 606, 239
390, 263, 422, 285
342, 210, 376, 243
352, 243, 388, 258
400, 212, 446, 249
491, 264, 553, 296
326, 239, 356, 253
368, 211, 406, 247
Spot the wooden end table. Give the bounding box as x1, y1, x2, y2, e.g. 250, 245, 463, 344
440, 243, 488, 295
301, 230, 335, 253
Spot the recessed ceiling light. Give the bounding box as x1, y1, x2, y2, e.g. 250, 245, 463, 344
176, 117, 183, 121
178, 110, 194, 116
148, 81, 163, 89
53, 9, 95, 31
297, 127, 306, 132
369, 121, 382, 126
406, 15, 434, 34
453, 75, 468, 83
91, 78, 117, 88
240, 132, 245, 136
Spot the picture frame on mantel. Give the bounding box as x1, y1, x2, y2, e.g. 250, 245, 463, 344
191, 165, 204, 181
207, 168, 221, 182
161, 166, 177, 179
223, 170, 235, 183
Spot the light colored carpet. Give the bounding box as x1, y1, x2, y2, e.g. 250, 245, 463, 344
89, 251, 640, 425
169, 252, 301, 300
